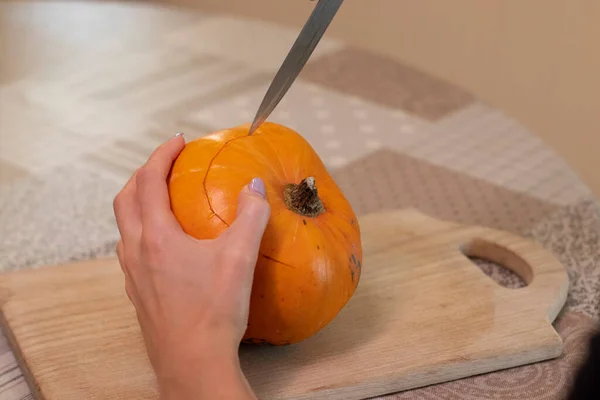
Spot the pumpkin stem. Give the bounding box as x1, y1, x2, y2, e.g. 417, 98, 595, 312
283, 177, 325, 217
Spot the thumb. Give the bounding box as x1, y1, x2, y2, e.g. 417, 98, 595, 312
225, 178, 271, 263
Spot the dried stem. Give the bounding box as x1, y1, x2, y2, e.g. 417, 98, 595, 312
283, 177, 325, 217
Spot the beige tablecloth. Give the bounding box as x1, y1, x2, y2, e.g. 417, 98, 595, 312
1, 8, 599, 400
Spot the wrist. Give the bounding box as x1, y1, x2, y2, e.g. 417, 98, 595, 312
158, 344, 255, 400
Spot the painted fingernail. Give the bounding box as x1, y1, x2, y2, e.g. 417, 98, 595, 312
249, 178, 266, 198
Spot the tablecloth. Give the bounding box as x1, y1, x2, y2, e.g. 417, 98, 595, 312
1, 10, 599, 400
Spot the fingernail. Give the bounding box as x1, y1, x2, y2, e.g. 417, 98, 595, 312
249, 178, 266, 198
174, 132, 184, 138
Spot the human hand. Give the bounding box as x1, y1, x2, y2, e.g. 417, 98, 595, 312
113, 133, 270, 400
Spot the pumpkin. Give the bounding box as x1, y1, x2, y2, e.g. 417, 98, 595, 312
167, 122, 362, 345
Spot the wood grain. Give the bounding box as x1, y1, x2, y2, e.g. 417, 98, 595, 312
0, 209, 569, 400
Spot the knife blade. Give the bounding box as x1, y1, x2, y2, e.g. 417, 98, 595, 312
248, 0, 344, 135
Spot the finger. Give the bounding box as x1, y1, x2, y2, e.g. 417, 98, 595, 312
136, 133, 185, 230
222, 178, 271, 277
113, 169, 142, 244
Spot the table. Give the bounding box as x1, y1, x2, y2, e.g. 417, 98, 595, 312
1, 2, 599, 399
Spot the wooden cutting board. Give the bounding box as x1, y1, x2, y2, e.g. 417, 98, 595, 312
0, 209, 569, 400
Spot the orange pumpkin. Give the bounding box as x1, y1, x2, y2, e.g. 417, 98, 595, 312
167, 122, 362, 345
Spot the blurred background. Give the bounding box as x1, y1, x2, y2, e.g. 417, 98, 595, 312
1, 0, 599, 193
192, 0, 600, 193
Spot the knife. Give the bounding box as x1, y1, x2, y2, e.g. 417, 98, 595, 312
248, 0, 344, 135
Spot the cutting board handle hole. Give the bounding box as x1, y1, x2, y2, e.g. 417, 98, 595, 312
460, 239, 528, 289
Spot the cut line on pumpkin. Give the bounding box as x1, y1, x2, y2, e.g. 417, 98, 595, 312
200, 131, 299, 271
202, 135, 248, 228
260, 254, 296, 269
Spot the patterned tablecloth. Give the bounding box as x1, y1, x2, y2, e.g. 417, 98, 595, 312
1, 8, 599, 400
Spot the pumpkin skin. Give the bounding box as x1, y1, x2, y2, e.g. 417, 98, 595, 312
167, 122, 362, 345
